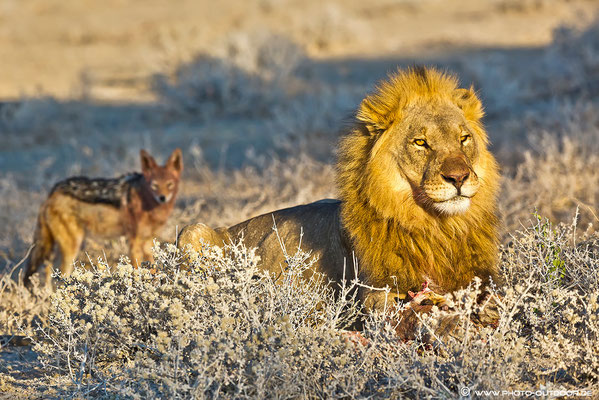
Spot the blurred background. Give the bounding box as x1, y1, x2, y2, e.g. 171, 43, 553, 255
2, 0, 599, 268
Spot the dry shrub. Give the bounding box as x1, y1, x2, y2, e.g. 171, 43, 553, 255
493, 0, 557, 13
538, 21, 599, 98
34, 240, 363, 397
152, 33, 306, 119
0, 266, 51, 339
152, 56, 273, 118
502, 120, 599, 233
0, 177, 46, 259
497, 215, 599, 385
0, 97, 66, 144
31, 214, 599, 398
294, 4, 370, 54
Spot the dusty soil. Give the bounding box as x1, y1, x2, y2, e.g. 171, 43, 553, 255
1, 0, 596, 100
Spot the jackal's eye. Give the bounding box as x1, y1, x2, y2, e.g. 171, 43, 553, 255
166, 181, 174, 190
150, 182, 159, 191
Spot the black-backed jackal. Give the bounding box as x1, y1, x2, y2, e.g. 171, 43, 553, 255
23, 149, 183, 287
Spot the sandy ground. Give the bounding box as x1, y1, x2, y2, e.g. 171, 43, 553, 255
1, 0, 596, 100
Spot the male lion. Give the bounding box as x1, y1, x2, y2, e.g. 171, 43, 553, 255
178, 67, 500, 313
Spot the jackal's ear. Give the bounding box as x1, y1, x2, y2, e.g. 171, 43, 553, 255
140, 149, 158, 175
167, 148, 183, 175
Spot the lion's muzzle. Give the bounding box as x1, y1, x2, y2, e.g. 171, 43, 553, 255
420, 155, 479, 215
440, 156, 470, 193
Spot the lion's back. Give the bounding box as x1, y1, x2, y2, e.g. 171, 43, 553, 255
227, 199, 354, 283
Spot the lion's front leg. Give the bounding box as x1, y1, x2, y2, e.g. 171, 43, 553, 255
362, 289, 407, 313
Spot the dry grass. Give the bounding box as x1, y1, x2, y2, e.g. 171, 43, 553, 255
12, 215, 598, 398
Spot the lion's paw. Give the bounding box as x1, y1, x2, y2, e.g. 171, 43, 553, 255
408, 281, 451, 310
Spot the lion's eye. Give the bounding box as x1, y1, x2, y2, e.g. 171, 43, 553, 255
460, 134, 471, 144
413, 139, 427, 148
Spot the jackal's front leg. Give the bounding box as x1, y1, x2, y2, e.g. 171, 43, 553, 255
129, 236, 155, 267
142, 239, 154, 264
129, 237, 144, 267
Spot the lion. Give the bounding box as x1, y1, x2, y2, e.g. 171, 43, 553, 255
178, 66, 500, 314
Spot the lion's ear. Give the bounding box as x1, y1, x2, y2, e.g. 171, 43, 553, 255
357, 98, 393, 135
453, 87, 484, 121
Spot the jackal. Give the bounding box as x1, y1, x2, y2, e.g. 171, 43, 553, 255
23, 149, 183, 287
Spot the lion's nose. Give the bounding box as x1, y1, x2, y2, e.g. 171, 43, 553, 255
441, 157, 470, 190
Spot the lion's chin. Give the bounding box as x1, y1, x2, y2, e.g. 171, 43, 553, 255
431, 196, 471, 215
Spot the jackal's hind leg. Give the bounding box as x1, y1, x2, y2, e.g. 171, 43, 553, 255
23, 217, 55, 287
52, 224, 84, 286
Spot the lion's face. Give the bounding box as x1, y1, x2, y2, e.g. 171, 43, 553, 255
372, 99, 485, 216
